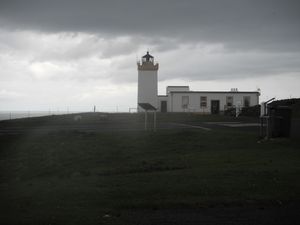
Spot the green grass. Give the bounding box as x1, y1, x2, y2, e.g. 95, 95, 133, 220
0, 114, 299, 225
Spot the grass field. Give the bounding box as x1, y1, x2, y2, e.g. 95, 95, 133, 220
0, 113, 299, 225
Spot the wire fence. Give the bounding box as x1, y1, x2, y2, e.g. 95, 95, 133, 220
0, 106, 138, 121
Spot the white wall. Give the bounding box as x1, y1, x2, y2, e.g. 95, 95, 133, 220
138, 70, 158, 111
169, 92, 259, 113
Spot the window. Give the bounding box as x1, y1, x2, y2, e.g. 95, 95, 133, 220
226, 96, 233, 107
182, 96, 189, 109
243, 96, 251, 107
200, 96, 207, 108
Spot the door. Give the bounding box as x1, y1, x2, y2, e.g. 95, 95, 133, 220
161, 101, 167, 113
211, 100, 220, 114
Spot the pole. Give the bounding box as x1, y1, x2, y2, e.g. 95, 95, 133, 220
260, 117, 263, 138
266, 116, 270, 139
153, 111, 156, 132
145, 110, 147, 131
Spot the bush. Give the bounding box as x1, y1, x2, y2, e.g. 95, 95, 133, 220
240, 105, 260, 117
224, 107, 236, 116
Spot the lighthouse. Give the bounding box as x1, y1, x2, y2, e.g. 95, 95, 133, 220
137, 51, 159, 112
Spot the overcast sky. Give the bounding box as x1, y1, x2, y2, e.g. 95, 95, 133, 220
0, 0, 299, 111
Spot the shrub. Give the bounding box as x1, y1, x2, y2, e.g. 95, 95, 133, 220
240, 105, 260, 117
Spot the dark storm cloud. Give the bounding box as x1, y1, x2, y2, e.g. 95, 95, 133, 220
1, 0, 300, 51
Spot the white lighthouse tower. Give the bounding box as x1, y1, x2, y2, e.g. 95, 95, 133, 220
137, 51, 159, 112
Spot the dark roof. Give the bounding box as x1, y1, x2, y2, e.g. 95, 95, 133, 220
269, 98, 300, 107
142, 51, 154, 61
138, 103, 157, 111
167, 86, 189, 88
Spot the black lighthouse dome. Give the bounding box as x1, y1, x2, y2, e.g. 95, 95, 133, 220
142, 51, 154, 63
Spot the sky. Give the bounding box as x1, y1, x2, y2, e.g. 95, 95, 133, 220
0, 0, 299, 112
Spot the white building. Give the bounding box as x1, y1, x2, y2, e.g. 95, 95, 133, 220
137, 52, 260, 114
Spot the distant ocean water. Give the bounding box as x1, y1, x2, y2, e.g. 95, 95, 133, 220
0, 111, 77, 121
